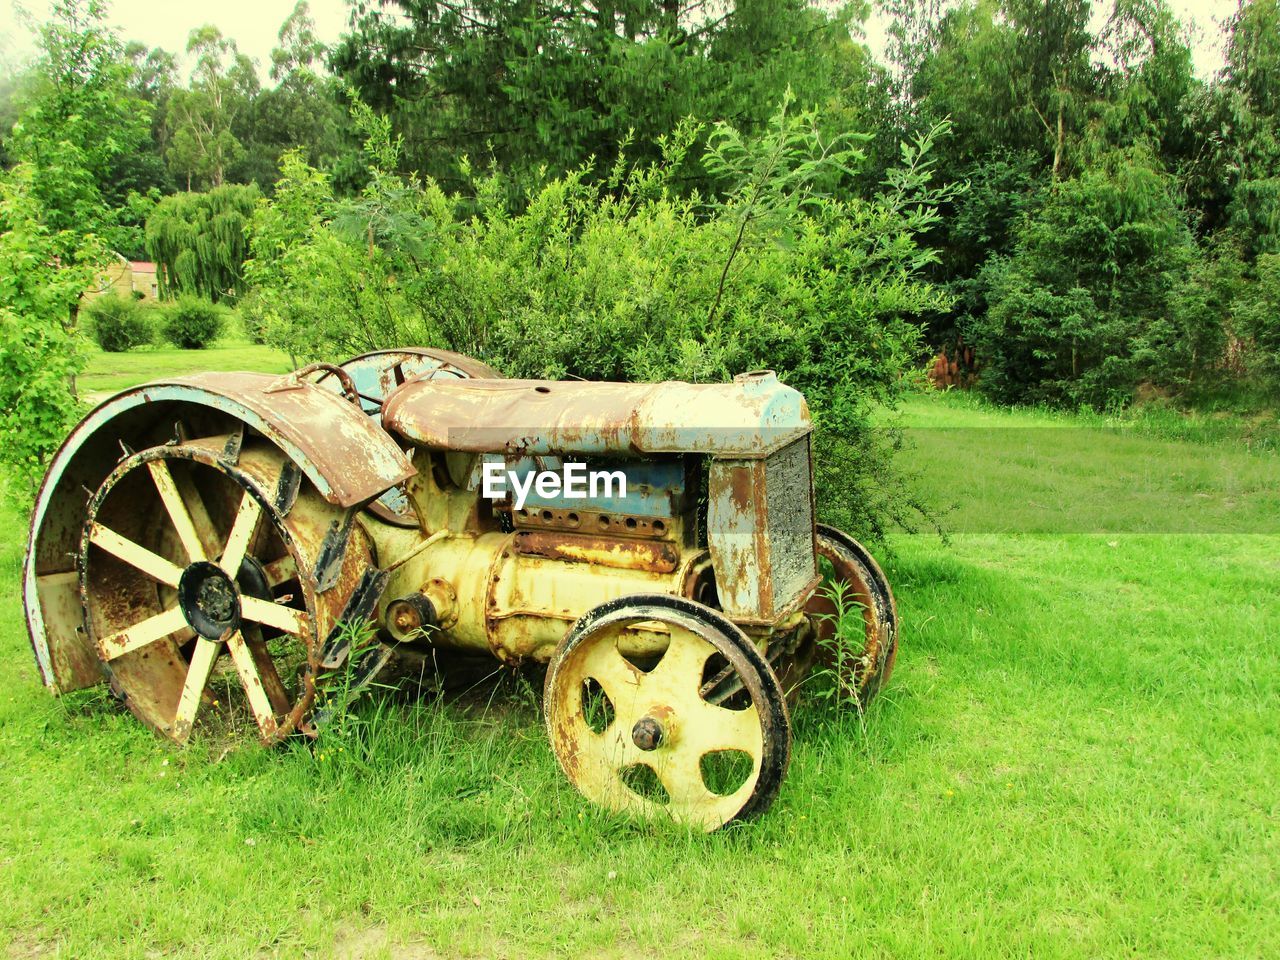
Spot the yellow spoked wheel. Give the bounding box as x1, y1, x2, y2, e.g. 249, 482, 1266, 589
80, 439, 376, 745
545, 594, 790, 831
804, 524, 898, 704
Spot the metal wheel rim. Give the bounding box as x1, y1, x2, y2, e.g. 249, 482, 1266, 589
806, 525, 898, 703
545, 594, 790, 831
80, 445, 318, 745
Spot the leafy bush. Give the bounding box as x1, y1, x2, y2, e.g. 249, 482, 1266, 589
1234, 251, 1280, 379
0, 165, 101, 505
234, 289, 270, 345
247, 102, 954, 538
162, 296, 225, 349
87, 294, 153, 352
966, 149, 1217, 409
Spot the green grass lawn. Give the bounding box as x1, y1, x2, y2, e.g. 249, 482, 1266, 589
1, 365, 1277, 958
80, 339, 292, 401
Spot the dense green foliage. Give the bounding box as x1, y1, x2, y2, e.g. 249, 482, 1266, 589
4, 0, 152, 255
898, 0, 1280, 406
4, 0, 1280, 507
145, 184, 259, 301
161, 295, 225, 349
0, 166, 99, 502
0, 2, 123, 503
247, 104, 951, 535
86, 293, 154, 352
332, 0, 884, 195
968, 148, 1213, 407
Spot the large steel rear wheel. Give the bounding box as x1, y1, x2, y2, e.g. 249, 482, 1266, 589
80, 437, 378, 745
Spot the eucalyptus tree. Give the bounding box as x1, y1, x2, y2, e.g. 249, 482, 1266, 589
251, 2, 349, 182
165, 26, 259, 190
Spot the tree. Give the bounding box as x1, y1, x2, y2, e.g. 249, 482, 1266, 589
968, 148, 1211, 407
145, 184, 260, 301
3, 0, 142, 410
249, 2, 349, 182
0, 165, 102, 502
7, 0, 151, 251
332, 0, 879, 196
121, 41, 179, 192
164, 26, 258, 189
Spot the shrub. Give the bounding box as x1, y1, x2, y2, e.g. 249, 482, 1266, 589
967, 149, 1214, 409
87, 294, 153, 352
0, 165, 100, 505
1235, 253, 1280, 366
235, 289, 269, 345
246, 103, 955, 539
162, 296, 224, 349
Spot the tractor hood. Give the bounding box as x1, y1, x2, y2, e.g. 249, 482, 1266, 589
381, 370, 810, 459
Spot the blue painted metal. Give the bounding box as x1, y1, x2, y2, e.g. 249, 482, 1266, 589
503, 457, 687, 519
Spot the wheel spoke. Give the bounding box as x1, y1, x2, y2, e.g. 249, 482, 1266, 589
173, 637, 220, 743
649, 628, 714, 692
241, 624, 292, 715
219, 490, 263, 576
569, 721, 644, 790
578, 639, 643, 709
241, 595, 309, 636
169, 462, 220, 558
226, 630, 281, 738
263, 554, 298, 587
147, 459, 206, 563
88, 523, 183, 587
652, 749, 718, 811
98, 605, 189, 661
686, 701, 764, 758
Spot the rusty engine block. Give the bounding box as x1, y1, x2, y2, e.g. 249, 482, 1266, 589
23, 349, 896, 830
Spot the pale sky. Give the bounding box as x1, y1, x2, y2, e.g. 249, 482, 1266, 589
0, 0, 1243, 83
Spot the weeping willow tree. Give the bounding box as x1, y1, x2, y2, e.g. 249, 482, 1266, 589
145, 184, 259, 301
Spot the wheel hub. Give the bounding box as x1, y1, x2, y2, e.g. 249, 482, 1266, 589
631, 715, 665, 751
178, 561, 241, 640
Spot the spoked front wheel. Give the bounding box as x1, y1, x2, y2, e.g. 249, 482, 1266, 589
544, 594, 790, 831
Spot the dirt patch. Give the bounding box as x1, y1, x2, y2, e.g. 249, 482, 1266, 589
329, 923, 442, 960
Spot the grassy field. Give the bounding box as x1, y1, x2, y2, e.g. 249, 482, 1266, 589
1, 361, 1277, 958
80, 339, 292, 401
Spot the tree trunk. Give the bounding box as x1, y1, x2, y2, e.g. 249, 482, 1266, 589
1052, 98, 1064, 179
66, 302, 80, 402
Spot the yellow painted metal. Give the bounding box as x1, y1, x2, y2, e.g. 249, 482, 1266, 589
365, 452, 706, 664
544, 617, 766, 831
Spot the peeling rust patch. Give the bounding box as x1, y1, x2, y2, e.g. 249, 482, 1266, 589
513, 531, 679, 573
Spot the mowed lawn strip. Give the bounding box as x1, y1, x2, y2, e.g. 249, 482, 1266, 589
0, 374, 1275, 958
80, 339, 292, 401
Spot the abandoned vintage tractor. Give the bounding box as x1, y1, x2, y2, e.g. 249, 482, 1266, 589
23, 349, 896, 830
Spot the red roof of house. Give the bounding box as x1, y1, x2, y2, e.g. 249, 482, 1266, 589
129, 261, 157, 273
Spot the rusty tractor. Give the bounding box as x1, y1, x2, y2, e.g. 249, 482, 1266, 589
23, 349, 896, 830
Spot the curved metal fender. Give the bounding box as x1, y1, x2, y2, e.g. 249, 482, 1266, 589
24, 371, 415, 693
